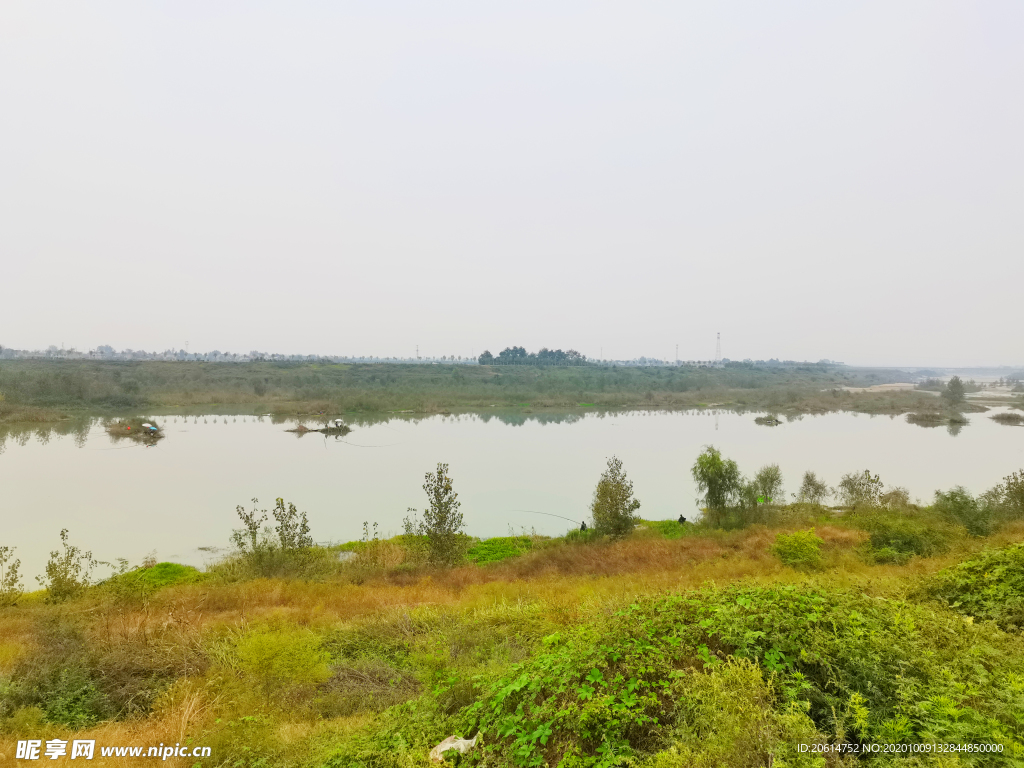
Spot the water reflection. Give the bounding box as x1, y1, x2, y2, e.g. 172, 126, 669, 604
3, 406, 1022, 583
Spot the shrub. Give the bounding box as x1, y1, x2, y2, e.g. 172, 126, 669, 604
771, 529, 823, 569
235, 629, 332, 690
934, 486, 992, 536
227, 497, 319, 578
0, 545, 23, 607
923, 543, 1024, 631
590, 455, 642, 536
403, 585, 1024, 767
857, 512, 953, 562
640, 658, 822, 768
36, 529, 95, 603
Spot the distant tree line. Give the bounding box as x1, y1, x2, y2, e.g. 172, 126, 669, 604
478, 347, 587, 366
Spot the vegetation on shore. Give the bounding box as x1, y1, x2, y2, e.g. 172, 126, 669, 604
2, 454, 1024, 766
0, 359, 985, 427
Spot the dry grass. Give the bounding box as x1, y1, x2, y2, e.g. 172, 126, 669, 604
3, 518, 1023, 767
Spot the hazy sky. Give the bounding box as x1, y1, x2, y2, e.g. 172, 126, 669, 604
2, 2, 1021, 366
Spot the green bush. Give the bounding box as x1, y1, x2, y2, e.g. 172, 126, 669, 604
923, 543, 1024, 631
639, 658, 823, 768
856, 512, 954, 562
235, 628, 332, 690
934, 486, 992, 536
36, 529, 96, 603
326, 584, 1024, 767
770, 529, 823, 569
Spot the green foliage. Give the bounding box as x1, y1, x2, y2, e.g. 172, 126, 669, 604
467, 537, 534, 564
406, 463, 467, 566
235, 628, 332, 690
36, 529, 95, 603
943, 375, 967, 404
227, 497, 319, 578
691, 446, 742, 513
271, 497, 313, 549
795, 471, 831, 505
836, 469, 883, 507
101, 562, 205, 602
590, 456, 641, 537
855, 511, 954, 563
0, 545, 23, 607
924, 543, 1024, 631
393, 585, 1024, 767
934, 486, 992, 536
751, 464, 785, 505
999, 470, 1024, 521
0, 617, 117, 727
638, 659, 824, 768
771, 529, 823, 569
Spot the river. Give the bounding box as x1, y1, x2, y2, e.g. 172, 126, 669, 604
2, 408, 1022, 583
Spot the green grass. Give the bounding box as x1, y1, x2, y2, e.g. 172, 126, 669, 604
637, 519, 689, 540
466, 537, 535, 564
102, 562, 206, 593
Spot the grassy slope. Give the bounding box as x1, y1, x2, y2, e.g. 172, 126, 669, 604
2, 513, 1023, 767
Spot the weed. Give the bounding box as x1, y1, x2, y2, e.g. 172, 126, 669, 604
36, 529, 96, 603
922, 543, 1024, 631
771, 529, 823, 569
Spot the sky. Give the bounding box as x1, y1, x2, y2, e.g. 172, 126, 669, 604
1, 2, 1022, 367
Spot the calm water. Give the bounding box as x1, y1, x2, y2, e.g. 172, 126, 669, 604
2, 408, 1022, 582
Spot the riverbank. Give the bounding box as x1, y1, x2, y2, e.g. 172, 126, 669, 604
4, 359, 1018, 426
2, 498, 1023, 766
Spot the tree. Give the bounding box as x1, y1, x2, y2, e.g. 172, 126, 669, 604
751, 464, 785, 505
590, 456, 641, 536
416, 463, 466, 565
942, 375, 966, 405
837, 470, 884, 507
691, 446, 742, 513
795, 471, 832, 505
478, 350, 494, 364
